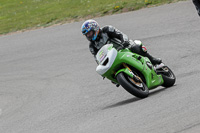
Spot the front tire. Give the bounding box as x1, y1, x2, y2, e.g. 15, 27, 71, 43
116, 72, 149, 98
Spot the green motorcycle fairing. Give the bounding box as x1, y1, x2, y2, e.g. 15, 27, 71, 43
96, 44, 164, 90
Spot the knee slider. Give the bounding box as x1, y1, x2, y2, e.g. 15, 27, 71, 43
134, 40, 142, 46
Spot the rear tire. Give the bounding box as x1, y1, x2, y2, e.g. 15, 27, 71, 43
116, 72, 149, 98
158, 66, 176, 87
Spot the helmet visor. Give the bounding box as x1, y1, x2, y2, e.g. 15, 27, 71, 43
86, 30, 94, 41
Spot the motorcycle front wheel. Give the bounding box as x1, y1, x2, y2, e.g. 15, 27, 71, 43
116, 72, 149, 98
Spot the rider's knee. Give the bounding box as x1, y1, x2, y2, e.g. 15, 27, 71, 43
129, 40, 147, 54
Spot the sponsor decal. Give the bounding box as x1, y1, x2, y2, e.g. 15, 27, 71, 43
99, 51, 105, 62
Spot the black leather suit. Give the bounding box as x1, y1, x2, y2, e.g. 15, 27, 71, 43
88, 25, 161, 65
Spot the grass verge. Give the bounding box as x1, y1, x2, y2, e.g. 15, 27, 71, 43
0, 0, 185, 35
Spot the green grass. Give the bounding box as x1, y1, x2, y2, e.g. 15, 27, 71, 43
0, 0, 184, 35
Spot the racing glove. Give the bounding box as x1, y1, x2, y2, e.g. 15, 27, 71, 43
121, 41, 130, 48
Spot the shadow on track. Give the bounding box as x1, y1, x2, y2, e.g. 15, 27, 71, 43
149, 84, 177, 97
102, 97, 141, 110
102, 85, 177, 110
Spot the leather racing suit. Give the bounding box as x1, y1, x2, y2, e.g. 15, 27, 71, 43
88, 25, 161, 65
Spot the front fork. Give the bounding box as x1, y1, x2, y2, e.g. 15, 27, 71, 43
115, 63, 143, 83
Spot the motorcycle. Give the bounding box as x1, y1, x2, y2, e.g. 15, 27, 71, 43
96, 40, 176, 98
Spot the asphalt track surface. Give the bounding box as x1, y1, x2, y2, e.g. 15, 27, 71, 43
0, 1, 200, 133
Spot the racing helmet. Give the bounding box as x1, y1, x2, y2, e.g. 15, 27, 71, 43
81, 19, 100, 41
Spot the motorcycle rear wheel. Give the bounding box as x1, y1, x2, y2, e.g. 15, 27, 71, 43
117, 72, 149, 98
158, 66, 176, 87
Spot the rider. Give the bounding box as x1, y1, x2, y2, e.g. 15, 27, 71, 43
81, 19, 162, 65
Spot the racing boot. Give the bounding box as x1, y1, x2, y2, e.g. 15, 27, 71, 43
144, 52, 162, 65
